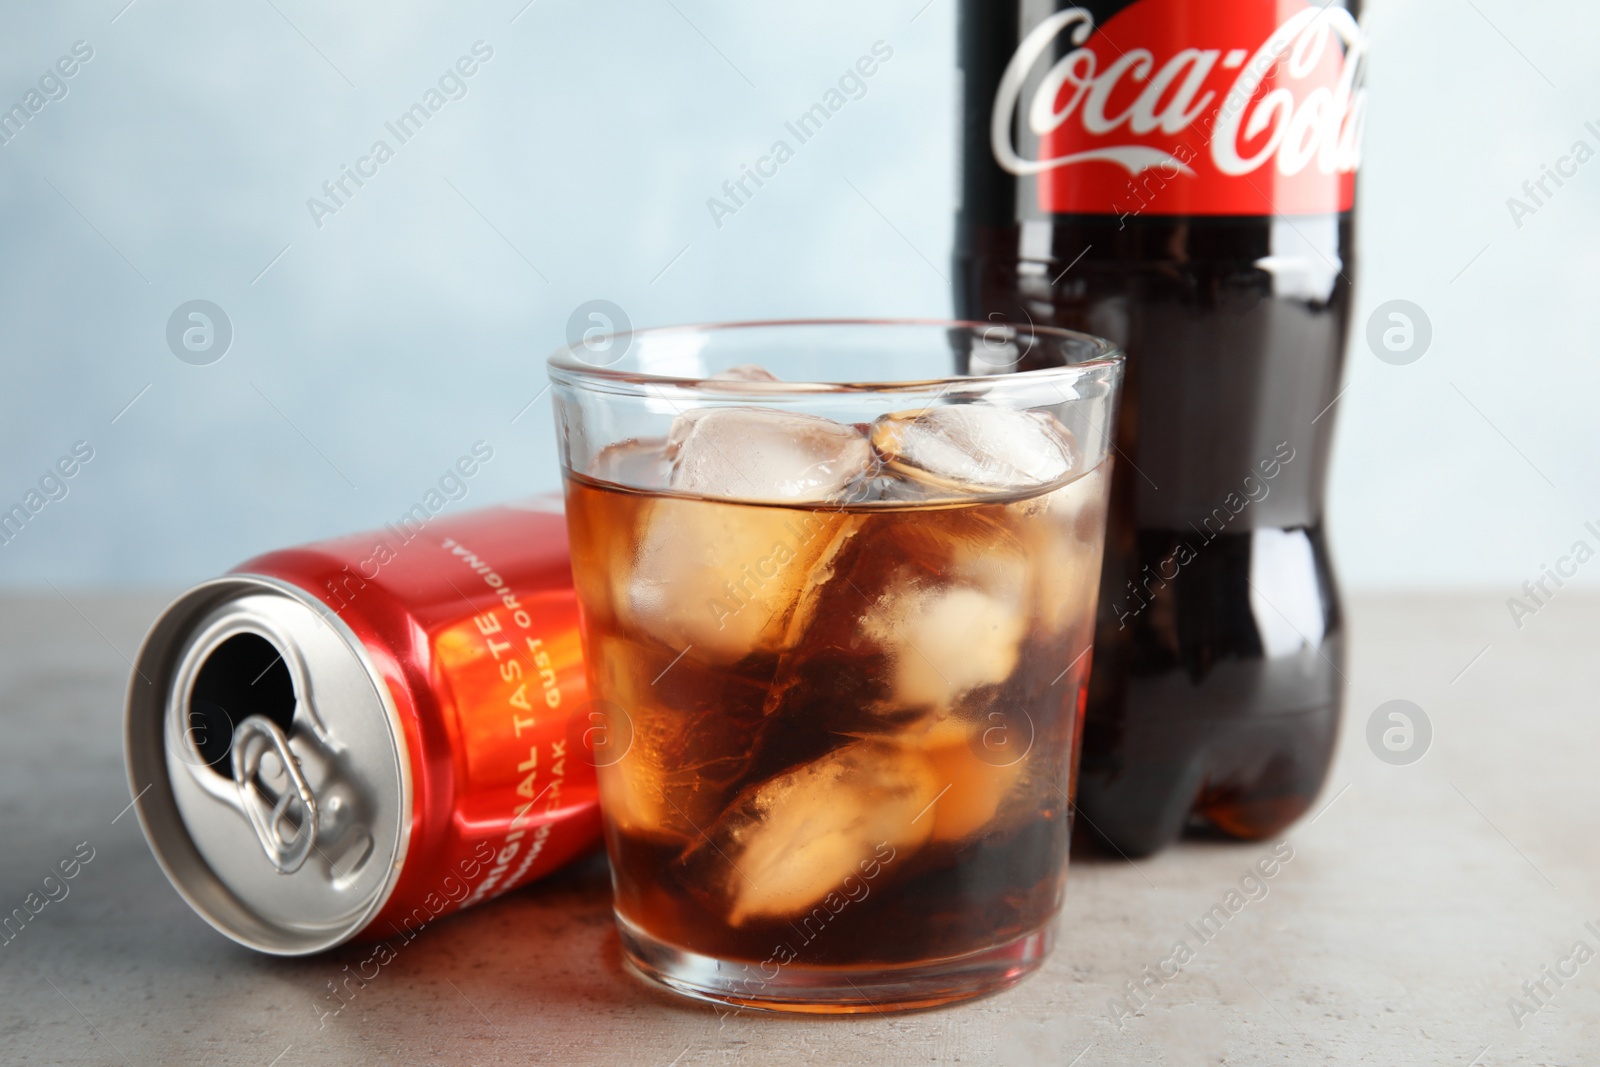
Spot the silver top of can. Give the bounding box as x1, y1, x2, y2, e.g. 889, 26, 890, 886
125, 575, 412, 955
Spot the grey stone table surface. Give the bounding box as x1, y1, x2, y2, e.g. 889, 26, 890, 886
2, 591, 1596, 1066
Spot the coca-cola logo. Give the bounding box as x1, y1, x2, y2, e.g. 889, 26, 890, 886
991, 1, 1367, 216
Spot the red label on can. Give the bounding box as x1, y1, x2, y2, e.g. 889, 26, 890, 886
992, 0, 1366, 216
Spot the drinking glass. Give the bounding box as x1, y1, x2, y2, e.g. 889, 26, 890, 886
549, 320, 1123, 1012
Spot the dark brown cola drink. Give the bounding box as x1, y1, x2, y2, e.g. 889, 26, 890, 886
567, 462, 1107, 975
955, 0, 1367, 854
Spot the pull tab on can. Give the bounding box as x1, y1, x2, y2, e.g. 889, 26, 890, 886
231, 715, 319, 874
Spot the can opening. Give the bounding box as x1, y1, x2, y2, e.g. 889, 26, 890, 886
189, 632, 296, 771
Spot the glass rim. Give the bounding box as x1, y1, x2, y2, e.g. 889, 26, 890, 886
545, 317, 1124, 395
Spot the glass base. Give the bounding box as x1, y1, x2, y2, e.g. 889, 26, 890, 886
616, 913, 1055, 1014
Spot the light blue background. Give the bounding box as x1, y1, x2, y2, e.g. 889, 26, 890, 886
0, 0, 1595, 592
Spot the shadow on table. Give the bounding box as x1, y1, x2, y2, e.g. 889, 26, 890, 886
240, 848, 729, 1031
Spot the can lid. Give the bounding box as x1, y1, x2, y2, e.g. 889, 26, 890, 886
125, 575, 412, 955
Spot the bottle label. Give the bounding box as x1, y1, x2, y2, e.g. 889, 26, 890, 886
991, 1, 1366, 217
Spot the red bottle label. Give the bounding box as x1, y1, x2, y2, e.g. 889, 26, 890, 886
991, 1, 1366, 216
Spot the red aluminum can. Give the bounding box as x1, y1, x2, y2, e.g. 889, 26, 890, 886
125, 498, 602, 954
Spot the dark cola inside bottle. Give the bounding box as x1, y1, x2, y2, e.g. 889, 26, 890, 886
955, 0, 1367, 855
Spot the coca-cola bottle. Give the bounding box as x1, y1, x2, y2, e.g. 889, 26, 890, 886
956, 0, 1367, 855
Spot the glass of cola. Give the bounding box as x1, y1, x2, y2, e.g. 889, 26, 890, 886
548, 320, 1123, 1012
